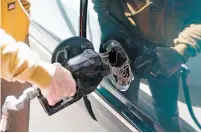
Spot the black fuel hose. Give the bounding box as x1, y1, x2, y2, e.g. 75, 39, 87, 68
180, 65, 201, 130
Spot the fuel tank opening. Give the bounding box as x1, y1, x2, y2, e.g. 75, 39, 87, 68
100, 39, 134, 92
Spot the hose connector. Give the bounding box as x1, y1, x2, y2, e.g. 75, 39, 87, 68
0, 86, 38, 132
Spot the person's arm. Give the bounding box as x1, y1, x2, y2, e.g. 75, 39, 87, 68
173, 2, 201, 63
1, 1, 31, 132
0, 28, 55, 90
173, 24, 201, 62
1, 28, 77, 106
149, 2, 201, 77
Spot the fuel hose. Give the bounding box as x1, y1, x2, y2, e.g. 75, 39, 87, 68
180, 65, 201, 130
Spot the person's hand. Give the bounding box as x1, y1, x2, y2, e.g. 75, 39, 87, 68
133, 47, 185, 78
151, 47, 185, 77
40, 63, 76, 106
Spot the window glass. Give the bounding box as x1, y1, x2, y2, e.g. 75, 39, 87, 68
88, 0, 201, 132
30, 0, 80, 52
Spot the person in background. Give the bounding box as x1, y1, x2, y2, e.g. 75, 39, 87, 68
93, 0, 201, 131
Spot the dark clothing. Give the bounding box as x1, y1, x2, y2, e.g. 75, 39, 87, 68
92, 0, 201, 131
93, 0, 201, 62
121, 53, 181, 131
148, 72, 180, 131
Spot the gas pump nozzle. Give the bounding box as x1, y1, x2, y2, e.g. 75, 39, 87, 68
0, 37, 110, 131
0, 37, 127, 131
35, 37, 111, 116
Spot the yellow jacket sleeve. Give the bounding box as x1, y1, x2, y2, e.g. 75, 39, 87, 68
0, 28, 55, 89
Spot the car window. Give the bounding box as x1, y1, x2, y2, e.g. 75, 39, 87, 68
87, 0, 201, 132
30, 0, 80, 52
85, 1, 102, 53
